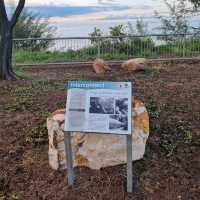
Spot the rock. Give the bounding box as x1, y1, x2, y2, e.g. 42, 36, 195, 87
47, 99, 149, 170
93, 58, 110, 75
121, 58, 147, 71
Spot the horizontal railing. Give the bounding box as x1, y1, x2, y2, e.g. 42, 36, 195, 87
13, 33, 200, 66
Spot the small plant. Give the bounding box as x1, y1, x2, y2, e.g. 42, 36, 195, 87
144, 140, 159, 160
159, 120, 193, 157
145, 101, 159, 119
26, 123, 48, 147
160, 134, 178, 157
143, 65, 160, 77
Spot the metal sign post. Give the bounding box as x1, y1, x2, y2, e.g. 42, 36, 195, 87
126, 134, 133, 193
64, 132, 74, 186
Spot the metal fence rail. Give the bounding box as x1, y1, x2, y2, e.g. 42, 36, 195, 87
13, 33, 200, 66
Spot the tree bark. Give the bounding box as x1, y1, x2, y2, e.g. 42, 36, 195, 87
0, 0, 25, 80
0, 24, 17, 80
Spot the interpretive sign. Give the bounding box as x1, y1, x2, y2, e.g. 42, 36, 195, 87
64, 81, 133, 193
64, 81, 132, 135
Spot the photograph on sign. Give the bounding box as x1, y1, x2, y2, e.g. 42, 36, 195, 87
64, 81, 132, 135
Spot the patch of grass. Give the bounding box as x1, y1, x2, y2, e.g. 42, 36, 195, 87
13, 67, 29, 79
26, 123, 48, 147
144, 140, 159, 160
36, 111, 51, 118
5, 80, 65, 113
12, 86, 33, 99
6, 86, 35, 112
159, 120, 193, 157
160, 134, 177, 157
145, 101, 159, 119
31, 80, 65, 91
175, 122, 193, 144
143, 65, 160, 77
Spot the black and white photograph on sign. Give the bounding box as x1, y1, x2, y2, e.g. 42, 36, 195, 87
109, 98, 129, 131
109, 115, 128, 131
115, 98, 128, 115
89, 97, 114, 114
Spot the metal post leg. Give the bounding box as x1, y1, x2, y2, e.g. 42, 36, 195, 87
126, 134, 133, 193
64, 132, 75, 185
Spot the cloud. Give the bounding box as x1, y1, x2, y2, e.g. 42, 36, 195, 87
49, 5, 166, 23
5, 0, 162, 7
5, 0, 98, 7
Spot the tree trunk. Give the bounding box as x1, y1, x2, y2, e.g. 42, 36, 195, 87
0, 0, 25, 81
0, 24, 18, 80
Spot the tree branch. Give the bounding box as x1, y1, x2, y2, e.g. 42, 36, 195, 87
10, 0, 25, 29
0, 0, 8, 21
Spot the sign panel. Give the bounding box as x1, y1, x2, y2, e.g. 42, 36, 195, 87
64, 81, 132, 135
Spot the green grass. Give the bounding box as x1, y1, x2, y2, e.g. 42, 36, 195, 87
14, 67, 30, 79
15, 50, 78, 64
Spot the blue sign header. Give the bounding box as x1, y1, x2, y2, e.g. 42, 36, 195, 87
67, 81, 132, 90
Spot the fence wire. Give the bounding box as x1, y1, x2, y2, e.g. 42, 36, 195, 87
13, 34, 200, 66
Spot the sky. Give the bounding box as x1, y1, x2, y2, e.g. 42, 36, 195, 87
5, 0, 193, 23
4, 0, 197, 37
6, 0, 166, 7
5, 0, 172, 18
5, 0, 195, 23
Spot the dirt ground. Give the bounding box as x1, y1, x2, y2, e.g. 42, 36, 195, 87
0, 61, 199, 200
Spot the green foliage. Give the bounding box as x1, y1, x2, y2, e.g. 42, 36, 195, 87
87, 24, 156, 60
155, 0, 189, 36
145, 101, 159, 119
135, 18, 149, 35
13, 67, 26, 78
109, 24, 126, 37
13, 20, 200, 64
155, 0, 200, 46
13, 9, 55, 50
89, 27, 104, 44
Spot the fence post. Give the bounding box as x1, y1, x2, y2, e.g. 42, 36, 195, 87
183, 34, 186, 58
97, 37, 100, 58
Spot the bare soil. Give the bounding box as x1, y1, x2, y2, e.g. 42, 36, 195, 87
0, 61, 199, 200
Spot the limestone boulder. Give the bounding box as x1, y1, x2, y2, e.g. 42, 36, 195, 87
121, 58, 147, 71
93, 58, 110, 74
47, 100, 149, 170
